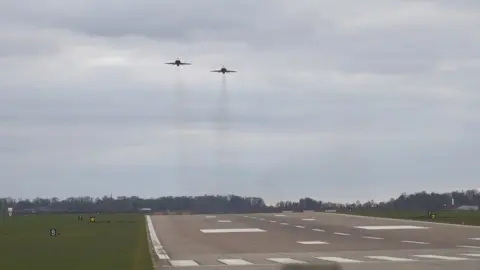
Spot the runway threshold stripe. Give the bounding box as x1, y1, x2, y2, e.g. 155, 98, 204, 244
170, 260, 199, 266
312, 229, 325, 232
366, 256, 416, 262
218, 259, 254, 265
457, 245, 480, 249
266, 258, 308, 264
315, 257, 362, 263
334, 232, 350, 236
302, 218, 316, 221
413, 255, 468, 261
363, 236, 383, 240
460, 253, 480, 257
280, 223, 289, 225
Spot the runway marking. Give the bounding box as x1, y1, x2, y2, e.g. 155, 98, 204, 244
312, 229, 325, 232
146, 216, 170, 260
469, 238, 480, 240
243, 215, 249, 218
354, 225, 429, 230
366, 256, 416, 262
297, 241, 329, 244
457, 245, 480, 249
401, 240, 429, 245
269, 220, 277, 223
280, 223, 289, 225
363, 236, 384, 240
200, 228, 266, 233
217, 220, 231, 223
413, 255, 468, 261
259, 218, 265, 221
302, 218, 316, 221
460, 253, 480, 257
334, 232, 350, 236
170, 260, 200, 266
266, 258, 308, 264
218, 259, 254, 265
295, 225, 306, 228
274, 214, 286, 217
315, 257, 362, 263
205, 216, 216, 219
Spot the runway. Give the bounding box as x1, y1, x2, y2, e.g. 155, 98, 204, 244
147, 212, 480, 270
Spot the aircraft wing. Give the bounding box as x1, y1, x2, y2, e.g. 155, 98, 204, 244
165, 62, 176, 65
211, 70, 222, 72
179, 62, 191, 65
226, 70, 237, 73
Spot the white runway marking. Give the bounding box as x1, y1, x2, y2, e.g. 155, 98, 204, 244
269, 220, 277, 223
266, 258, 307, 264
401, 240, 429, 245
217, 220, 231, 223
297, 241, 329, 245
334, 232, 350, 236
259, 218, 265, 220
366, 256, 416, 262
200, 228, 266, 233
243, 215, 249, 218
280, 223, 289, 225
460, 253, 480, 257
295, 225, 306, 228
413, 255, 468, 261
315, 257, 362, 263
146, 216, 170, 260
354, 225, 430, 230
302, 218, 316, 221
205, 215, 216, 219
274, 214, 286, 217
218, 259, 254, 265
469, 238, 480, 240
363, 236, 384, 240
457, 245, 480, 249
312, 229, 325, 232
170, 260, 199, 266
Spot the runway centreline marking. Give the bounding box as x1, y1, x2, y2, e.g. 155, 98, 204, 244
312, 228, 325, 232
295, 225, 306, 228
457, 245, 480, 249
146, 215, 170, 260
200, 228, 266, 233
274, 214, 286, 217
280, 223, 289, 225
297, 241, 329, 244
205, 215, 216, 219
401, 240, 429, 245
354, 225, 430, 230
302, 218, 316, 221
314, 257, 362, 263
413, 255, 469, 261
334, 232, 350, 236
363, 236, 384, 240
217, 220, 231, 223
366, 256, 416, 262
469, 238, 480, 240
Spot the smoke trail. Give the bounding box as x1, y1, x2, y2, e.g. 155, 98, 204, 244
173, 68, 187, 186
214, 75, 229, 194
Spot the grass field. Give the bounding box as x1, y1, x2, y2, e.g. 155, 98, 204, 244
0, 213, 153, 270
347, 210, 480, 226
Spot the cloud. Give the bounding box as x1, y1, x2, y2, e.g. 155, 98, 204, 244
1, 0, 480, 202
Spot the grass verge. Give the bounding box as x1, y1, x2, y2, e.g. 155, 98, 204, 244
0, 213, 153, 270
346, 210, 480, 226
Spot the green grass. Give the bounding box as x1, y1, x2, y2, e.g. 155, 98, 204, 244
346, 210, 480, 226
0, 213, 153, 270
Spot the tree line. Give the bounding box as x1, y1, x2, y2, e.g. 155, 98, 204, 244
1, 189, 479, 214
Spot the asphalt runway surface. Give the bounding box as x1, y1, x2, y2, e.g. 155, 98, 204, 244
148, 212, 480, 270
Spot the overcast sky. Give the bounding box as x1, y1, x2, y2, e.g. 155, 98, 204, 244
1, 0, 479, 204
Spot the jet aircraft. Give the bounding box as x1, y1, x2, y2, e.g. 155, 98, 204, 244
211, 66, 237, 74
165, 58, 191, 66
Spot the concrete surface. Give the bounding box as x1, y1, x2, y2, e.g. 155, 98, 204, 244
148, 212, 480, 270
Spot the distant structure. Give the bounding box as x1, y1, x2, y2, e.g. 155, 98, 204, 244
455, 205, 479, 211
